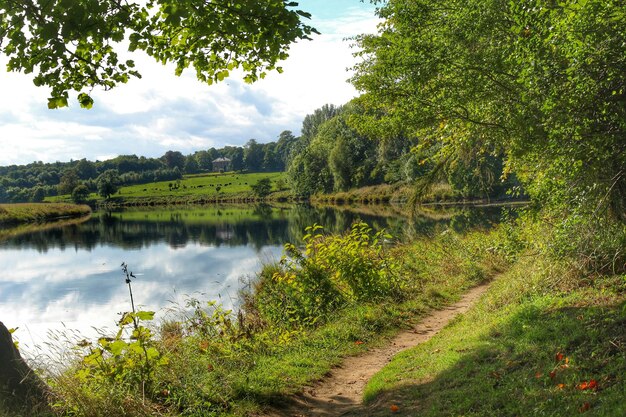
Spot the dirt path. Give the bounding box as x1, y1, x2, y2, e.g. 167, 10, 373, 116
263, 283, 490, 417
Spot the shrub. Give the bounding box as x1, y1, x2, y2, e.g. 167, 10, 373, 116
252, 222, 400, 328
71, 184, 90, 204
250, 178, 272, 198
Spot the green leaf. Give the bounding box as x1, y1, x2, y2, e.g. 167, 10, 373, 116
78, 93, 94, 109
47, 96, 68, 109
135, 311, 155, 321
108, 340, 127, 356
119, 312, 134, 326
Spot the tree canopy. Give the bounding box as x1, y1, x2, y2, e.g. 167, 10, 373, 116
0, 0, 318, 108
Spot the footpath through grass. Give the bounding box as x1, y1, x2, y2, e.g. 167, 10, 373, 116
359, 248, 626, 416
5, 224, 505, 417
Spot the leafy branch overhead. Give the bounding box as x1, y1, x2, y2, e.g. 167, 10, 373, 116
0, 0, 319, 108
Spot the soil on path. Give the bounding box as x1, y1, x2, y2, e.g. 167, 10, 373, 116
263, 283, 490, 417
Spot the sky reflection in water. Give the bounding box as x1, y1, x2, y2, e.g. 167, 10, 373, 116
0, 204, 502, 356
0, 241, 281, 354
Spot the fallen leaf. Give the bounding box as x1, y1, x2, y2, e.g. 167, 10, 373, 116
556, 352, 564, 362
355, 340, 364, 345
579, 402, 591, 413
557, 383, 566, 389
577, 380, 598, 391
390, 404, 399, 413
535, 372, 543, 379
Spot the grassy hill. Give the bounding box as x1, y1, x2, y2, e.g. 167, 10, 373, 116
48, 171, 289, 205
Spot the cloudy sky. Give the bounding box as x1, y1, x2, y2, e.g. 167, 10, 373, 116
0, 1, 379, 166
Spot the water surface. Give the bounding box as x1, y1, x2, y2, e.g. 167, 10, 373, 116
0, 203, 502, 354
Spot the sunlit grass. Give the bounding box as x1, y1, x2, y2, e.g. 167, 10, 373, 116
0, 203, 91, 226
11, 227, 506, 417
47, 172, 289, 205
118, 171, 286, 199
360, 256, 626, 416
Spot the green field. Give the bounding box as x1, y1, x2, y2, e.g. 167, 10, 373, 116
48, 171, 288, 204
118, 171, 285, 199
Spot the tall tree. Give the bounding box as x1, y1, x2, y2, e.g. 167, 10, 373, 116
74, 159, 97, 180
184, 155, 199, 174
194, 151, 212, 171
244, 139, 264, 172
275, 130, 299, 167
96, 169, 120, 199
0, 1, 318, 108
161, 151, 186, 170
300, 104, 342, 146
262, 142, 281, 172
57, 170, 79, 195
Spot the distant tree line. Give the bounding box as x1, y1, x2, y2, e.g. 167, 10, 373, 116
0, 133, 299, 203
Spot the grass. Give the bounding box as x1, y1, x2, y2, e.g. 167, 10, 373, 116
14, 225, 505, 417
312, 182, 522, 206
358, 255, 626, 416
47, 171, 290, 205
311, 183, 413, 205
0, 203, 91, 227
152, 228, 505, 416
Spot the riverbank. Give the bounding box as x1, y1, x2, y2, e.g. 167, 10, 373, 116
44, 171, 522, 209
0, 203, 91, 227
310, 182, 524, 206
3, 205, 623, 417
5, 224, 506, 417
93, 190, 301, 208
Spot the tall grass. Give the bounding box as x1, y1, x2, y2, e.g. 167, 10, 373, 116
0, 203, 91, 226
12, 222, 506, 417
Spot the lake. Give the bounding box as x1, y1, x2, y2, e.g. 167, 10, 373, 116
0, 203, 503, 356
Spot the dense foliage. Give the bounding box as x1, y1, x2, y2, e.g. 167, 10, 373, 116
287, 99, 513, 199
0, 0, 318, 108
254, 223, 400, 326
351, 0, 625, 270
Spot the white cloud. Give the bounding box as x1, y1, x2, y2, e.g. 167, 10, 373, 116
0, 4, 380, 165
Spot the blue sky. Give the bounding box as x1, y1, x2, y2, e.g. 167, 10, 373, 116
0, 1, 379, 166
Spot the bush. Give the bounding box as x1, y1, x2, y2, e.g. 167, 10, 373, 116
71, 184, 90, 204
252, 222, 400, 328
250, 177, 272, 198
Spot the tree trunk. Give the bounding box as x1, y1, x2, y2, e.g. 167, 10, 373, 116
0, 322, 50, 414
